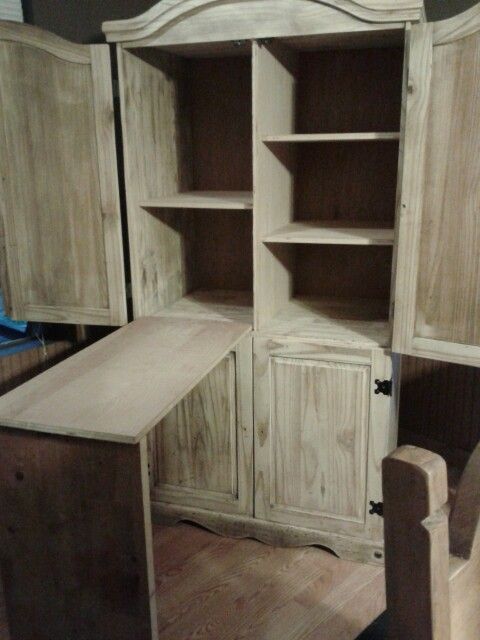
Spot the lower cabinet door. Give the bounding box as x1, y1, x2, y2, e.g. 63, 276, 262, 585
254, 337, 397, 541
149, 334, 253, 516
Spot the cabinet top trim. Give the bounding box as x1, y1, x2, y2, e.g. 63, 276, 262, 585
0, 21, 91, 64
103, 0, 425, 45
433, 3, 480, 45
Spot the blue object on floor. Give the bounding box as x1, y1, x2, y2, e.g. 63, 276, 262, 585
0, 290, 27, 341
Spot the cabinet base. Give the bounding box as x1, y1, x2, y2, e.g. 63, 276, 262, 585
151, 502, 385, 566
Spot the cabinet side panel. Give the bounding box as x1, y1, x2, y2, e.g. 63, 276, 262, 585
415, 32, 480, 347
152, 334, 253, 516
0, 42, 112, 322
156, 355, 237, 495
0, 429, 155, 640
118, 47, 192, 317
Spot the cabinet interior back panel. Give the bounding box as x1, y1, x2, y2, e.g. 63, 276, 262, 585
294, 141, 400, 224
188, 56, 252, 191
415, 33, 480, 347
270, 357, 369, 521
295, 47, 404, 134
294, 245, 393, 301
155, 355, 236, 494
0, 42, 108, 309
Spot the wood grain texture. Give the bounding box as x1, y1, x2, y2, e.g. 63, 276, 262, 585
0, 32, 126, 326
152, 504, 386, 563
151, 334, 254, 516
254, 336, 396, 544
253, 41, 297, 331
263, 221, 395, 246
383, 445, 451, 640
264, 133, 400, 142
118, 49, 252, 317
269, 357, 370, 522
392, 23, 433, 356
394, 17, 480, 366
2, 520, 386, 640
0, 430, 156, 640
103, 0, 423, 45
295, 47, 403, 134
0, 21, 89, 63
263, 297, 391, 347
140, 191, 253, 210
153, 290, 253, 324
0, 317, 250, 444
415, 30, 480, 348
295, 140, 400, 225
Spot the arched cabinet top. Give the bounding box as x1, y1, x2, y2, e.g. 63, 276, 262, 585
103, 0, 426, 47
0, 21, 91, 64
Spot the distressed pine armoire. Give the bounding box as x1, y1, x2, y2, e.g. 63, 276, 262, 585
0, 0, 479, 568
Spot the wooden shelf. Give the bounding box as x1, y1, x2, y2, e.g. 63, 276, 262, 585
262, 297, 391, 347
262, 132, 400, 143
140, 191, 253, 210
263, 221, 395, 246
154, 290, 253, 325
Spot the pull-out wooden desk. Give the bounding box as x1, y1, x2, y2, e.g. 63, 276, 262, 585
0, 317, 251, 640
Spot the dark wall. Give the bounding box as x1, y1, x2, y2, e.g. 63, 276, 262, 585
22, 0, 480, 43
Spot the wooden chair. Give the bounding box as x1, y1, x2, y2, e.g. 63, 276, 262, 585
383, 443, 480, 640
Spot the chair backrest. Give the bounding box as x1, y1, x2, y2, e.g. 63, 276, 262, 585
383, 441, 480, 640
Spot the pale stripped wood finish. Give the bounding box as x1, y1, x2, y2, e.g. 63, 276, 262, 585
118, 48, 253, 318
263, 132, 400, 142
140, 191, 253, 210
393, 8, 480, 366
384, 442, 480, 640
1, 521, 386, 640
0, 23, 127, 326
152, 503, 386, 564
253, 40, 296, 331
103, 0, 423, 46
0, 317, 250, 444
263, 221, 395, 246
151, 334, 254, 516
254, 336, 396, 543
153, 290, 253, 324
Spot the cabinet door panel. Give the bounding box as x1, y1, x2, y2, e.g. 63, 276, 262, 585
271, 357, 369, 522
0, 23, 126, 325
393, 15, 480, 366
150, 335, 253, 515
255, 338, 395, 540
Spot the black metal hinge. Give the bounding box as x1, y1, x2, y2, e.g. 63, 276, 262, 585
374, 379, 392, 396
369, 501, 384, 517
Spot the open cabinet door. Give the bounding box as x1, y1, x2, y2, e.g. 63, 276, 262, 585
0, 23, 127, 326
393, 6, 480, 367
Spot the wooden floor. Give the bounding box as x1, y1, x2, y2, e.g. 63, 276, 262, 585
0, 523, 385, 640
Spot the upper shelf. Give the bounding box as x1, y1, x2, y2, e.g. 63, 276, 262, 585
140, 191, 253, 210
262, 132, 400, 143
263, 221, 395, 246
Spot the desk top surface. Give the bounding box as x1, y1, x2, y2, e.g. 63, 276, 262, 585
0, 317, 251, 444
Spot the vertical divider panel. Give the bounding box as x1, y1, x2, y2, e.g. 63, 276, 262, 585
253, 42, 298, 330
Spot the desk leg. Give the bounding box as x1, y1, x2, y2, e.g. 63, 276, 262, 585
0, 428, 158, 640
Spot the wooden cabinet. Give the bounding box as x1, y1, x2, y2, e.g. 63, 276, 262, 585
254, 337, 397, 547
0, 23, 127, 326
393, 8, 480, 367
4, 0, 480, 561
149, 334, 253, 516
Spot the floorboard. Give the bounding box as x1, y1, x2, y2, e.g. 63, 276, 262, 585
0, 523, 385, 640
